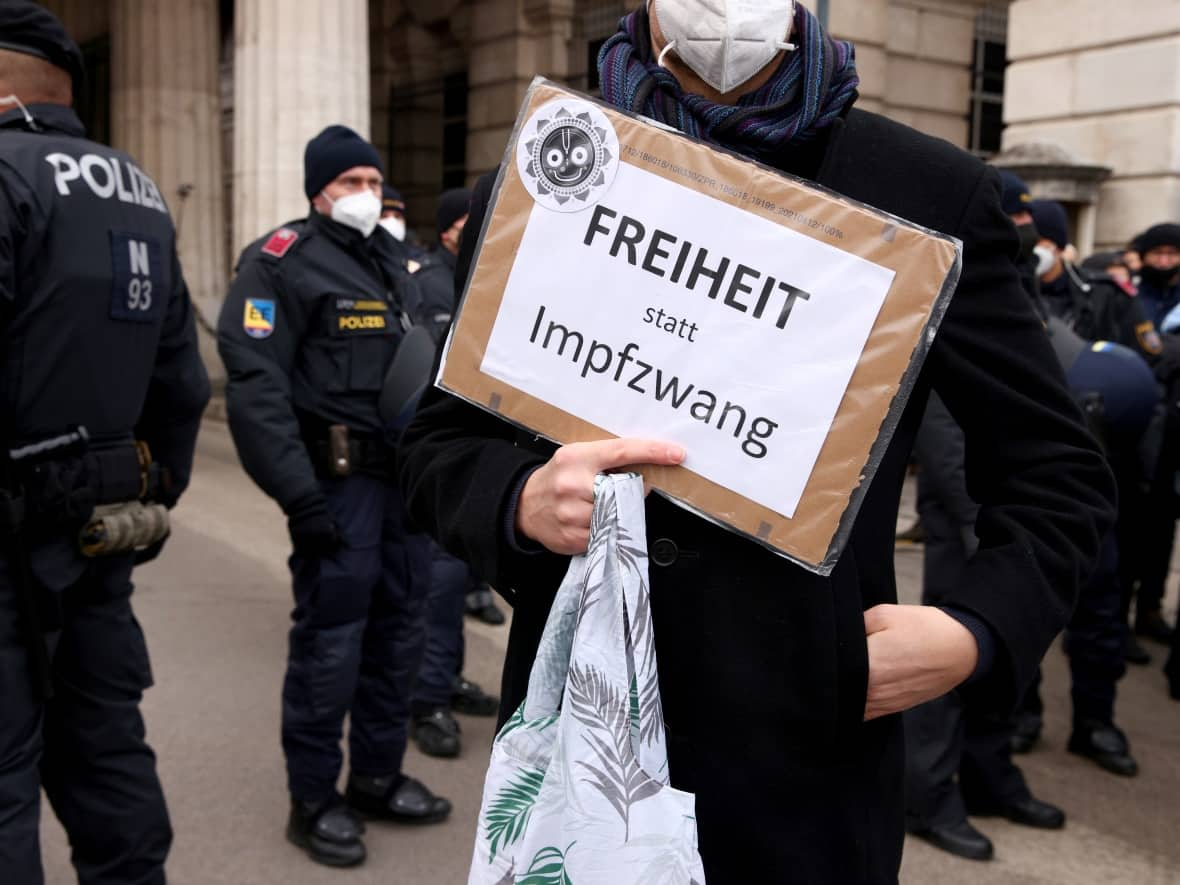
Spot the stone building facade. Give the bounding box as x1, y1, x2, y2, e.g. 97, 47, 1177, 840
34, 0, 1180, 377
1002, 0, 1180, 251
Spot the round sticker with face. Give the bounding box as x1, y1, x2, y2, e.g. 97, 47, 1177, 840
540, 126, 595, 188
517, 98, 619, 213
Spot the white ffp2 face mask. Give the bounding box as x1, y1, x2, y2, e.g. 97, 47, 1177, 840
323, 189, 382, 238
379, 215, 406, 241
1034, 244, 1056, 278
653, 0, 796, 94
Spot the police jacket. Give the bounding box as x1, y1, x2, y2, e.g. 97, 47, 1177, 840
407, 247, 459, 346
1138, 275, 1180, 330
1041, 262, 1161, 362
218, 211, 415, 514
0, 103, 209, 504
397, 108, 1115, 881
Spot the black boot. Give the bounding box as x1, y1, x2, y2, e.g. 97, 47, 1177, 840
465, 585, 506, 625
1068, 721, 1138, 776
346, 773, 452, 825
286, 796, 366, 867
1136, 610, 1175, 645
1123, 630, 1152, 665
452, 675, 499, 717
907, 820, 993, 861
412, 707, 462, 758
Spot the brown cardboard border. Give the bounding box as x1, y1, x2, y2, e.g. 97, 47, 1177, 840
439, 81, 960, 570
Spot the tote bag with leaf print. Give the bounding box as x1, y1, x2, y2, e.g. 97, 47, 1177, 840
469, 474, 705, 885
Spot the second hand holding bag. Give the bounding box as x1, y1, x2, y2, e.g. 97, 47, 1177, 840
469, 473, 705, 884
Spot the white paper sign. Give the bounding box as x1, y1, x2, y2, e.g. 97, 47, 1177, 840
479, 160, 896, 518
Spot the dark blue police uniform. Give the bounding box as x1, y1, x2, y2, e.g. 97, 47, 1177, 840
400, 246, 499, 756
407, 249, 469, 721
0, 96, 209, 885
1122, 270, 1180, 638
218, 208, 441, 830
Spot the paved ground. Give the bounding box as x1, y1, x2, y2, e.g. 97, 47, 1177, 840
37, 417, 1180, 883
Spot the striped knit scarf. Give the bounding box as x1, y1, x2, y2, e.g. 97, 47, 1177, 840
597, 4, 859, 159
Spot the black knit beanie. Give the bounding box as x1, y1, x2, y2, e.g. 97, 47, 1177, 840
0, 0, 86, 102
303, 125, 383, 200
1135, 223, 1180, 255
436, 187, 472, 235
1029, 200, 1069, 249
382, 184, 405, 213
998, 170, 1032, 216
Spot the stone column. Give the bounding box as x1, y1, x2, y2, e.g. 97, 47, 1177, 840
1004, 0, 1180, 249
232, 0, 371, 258
1076, 203, 1098, 259
110, 0, 226, 378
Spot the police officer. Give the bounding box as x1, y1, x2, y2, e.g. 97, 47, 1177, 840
993, 196, 1152, 774
904, 393, 1067, 862
218, 125, 450, 868
1029, 200, 1162, 364
422, 188, 508, 627
402, 188, 500, 759
0, 4, 210, 882
1123, 223, 1180, 650
378, 184, 408, 243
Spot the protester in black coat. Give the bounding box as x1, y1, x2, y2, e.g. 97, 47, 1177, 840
397, 5, 1114, 882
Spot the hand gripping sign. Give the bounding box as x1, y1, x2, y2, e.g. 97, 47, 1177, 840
438, 79, 962, 575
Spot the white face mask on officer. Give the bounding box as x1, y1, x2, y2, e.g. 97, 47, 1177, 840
322, 189, 382, 238
652, 0, 797, 94
1034, 244, 1056, 278
379, 215, 406, 241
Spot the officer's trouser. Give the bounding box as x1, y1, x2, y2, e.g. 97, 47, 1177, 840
411, 545, 474, 715
1015, 531, 1125, 729
282, 474, 431, 803
904, 488, 1030, 828
1065, 532, 1125, 725
0, 553, 171, 885
1120, 397, 1179, 624
905, 690, 1031, 828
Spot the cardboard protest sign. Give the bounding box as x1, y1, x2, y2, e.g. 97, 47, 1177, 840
437, 78, 961, 574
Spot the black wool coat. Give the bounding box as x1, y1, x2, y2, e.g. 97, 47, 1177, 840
397, 109, 1115, 884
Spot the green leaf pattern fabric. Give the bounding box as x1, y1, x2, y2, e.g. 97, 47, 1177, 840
469, 474, 705, 883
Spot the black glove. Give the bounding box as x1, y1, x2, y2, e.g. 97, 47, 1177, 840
286, 495, 343, 557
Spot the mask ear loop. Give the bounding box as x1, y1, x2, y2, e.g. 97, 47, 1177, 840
656, 38, 677, 69
656, 35, 796, 70
0, 94, 41, 132
780, 0, 798, 52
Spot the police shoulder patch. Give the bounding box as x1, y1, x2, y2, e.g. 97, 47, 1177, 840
244, 298, 276, 339
261, 227, 299, 258
1135, 321, 1163, 355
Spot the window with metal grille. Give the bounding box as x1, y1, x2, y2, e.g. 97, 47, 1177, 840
442, 70, 469, 189
968, 6, 1008, 157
